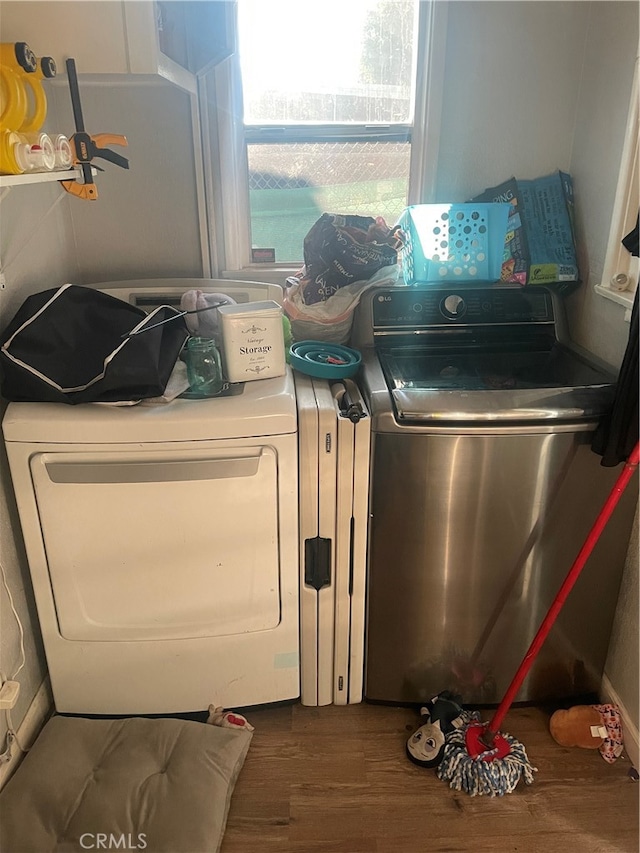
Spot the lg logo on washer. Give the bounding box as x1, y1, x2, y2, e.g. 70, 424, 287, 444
79, 834, 147, 850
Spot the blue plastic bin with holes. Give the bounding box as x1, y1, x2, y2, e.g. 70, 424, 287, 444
398, 203, 511, 284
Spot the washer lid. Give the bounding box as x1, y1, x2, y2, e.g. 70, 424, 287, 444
390, 385, 617, 422
3, 369, 297, 444
378, 345, 617, 422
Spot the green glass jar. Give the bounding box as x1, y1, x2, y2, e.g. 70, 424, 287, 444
185, 336, 223, 397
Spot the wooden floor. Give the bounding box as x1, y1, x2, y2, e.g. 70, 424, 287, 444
222, 702, 639, 853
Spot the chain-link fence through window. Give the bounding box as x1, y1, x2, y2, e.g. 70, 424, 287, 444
248, 141, 410, 262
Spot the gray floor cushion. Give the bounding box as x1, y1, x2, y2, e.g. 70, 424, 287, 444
0, 715, 252, 853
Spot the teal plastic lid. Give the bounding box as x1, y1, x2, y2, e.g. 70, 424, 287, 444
289, 341, 361, 379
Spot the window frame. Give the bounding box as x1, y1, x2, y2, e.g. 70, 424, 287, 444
245, 125, 412, 145
595, 54, 639, 319
202, 0, 447, 281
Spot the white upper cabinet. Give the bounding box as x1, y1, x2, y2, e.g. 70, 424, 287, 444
0, 1, 235, 93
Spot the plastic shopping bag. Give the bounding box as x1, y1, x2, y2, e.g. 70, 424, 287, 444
299, 213, 401, 305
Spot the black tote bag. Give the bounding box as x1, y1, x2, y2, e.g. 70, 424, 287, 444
0, 284, 189, 404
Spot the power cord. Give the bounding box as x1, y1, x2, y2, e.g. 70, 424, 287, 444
0, 559, 25, 680
0, 557, 30, 763
4, 708, 30, 755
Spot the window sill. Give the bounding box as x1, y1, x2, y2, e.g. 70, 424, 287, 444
594, 283, 635, 321
222, 266, 300, 286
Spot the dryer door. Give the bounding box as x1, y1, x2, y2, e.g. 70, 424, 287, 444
30, 447, 281, 641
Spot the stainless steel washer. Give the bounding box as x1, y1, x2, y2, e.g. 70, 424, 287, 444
351, 284, 637, 705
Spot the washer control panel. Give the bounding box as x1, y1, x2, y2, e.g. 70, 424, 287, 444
372, 287, 554, 328
441, 294, 466, 319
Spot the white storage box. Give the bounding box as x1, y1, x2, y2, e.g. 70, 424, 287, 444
218, 300, 286, 383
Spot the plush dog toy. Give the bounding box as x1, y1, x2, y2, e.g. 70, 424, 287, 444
549, 704, 623, 763
406, 691, 467, 768
180, 290, 237, 339
207, 704, 255, 732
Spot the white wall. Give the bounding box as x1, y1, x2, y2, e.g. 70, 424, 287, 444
434, 1, 588, 201
436, 1, 638, 368
606, 507, 639, 728
0, 62, 81, 746
48, 80, 205, 284
0, 181, 78, 749
568, 1, 639, 732
565, 0, 638, 367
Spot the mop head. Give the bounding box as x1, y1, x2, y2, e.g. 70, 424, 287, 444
437, 721, 537, 797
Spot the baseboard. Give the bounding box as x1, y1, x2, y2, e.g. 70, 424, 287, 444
601, 674, 639, 771
0, 676, 53, 791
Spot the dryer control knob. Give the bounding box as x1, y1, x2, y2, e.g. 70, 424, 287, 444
441, 294, 466, 319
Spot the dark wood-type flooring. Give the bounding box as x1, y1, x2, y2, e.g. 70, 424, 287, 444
221, 702, 639, 853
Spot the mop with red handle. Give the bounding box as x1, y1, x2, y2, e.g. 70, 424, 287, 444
437, 441, 640, 796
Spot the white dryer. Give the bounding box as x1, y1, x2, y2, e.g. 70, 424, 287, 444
2, 279, 300, 715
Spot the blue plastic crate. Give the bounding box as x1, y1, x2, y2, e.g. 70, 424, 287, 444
398, 203, 511, 284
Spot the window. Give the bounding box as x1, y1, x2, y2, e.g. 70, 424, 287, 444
596, 56, 638, 317
240, 0, 416, 264
206, 0, 444, 278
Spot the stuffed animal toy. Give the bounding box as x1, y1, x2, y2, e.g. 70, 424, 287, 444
207, 704, 255, 732
180, 290, 237, 339
549, 703, 624, 763
406, 691, 467, 768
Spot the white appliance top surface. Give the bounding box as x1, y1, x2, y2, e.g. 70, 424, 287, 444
95, 278, 284, 310
3, 370, 297, 444
3, 278, 296, 444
